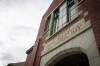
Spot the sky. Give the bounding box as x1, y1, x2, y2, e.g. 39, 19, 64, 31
0, 0, 53, 66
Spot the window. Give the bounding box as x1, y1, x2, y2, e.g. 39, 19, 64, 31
59, 2, 67, 27
51, 2, 67, 35
54, 9, 59, 32
44, 0, 83, 35
44, 16, 51, 32
68, 0, 77, 21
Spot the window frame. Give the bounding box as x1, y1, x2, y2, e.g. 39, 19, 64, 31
50, 1, 68, 35
44, 15, 51, 32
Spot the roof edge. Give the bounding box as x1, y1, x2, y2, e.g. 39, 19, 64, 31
26, 46, 34, 54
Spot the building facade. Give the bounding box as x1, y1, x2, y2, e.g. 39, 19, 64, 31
25, 0, 100, 66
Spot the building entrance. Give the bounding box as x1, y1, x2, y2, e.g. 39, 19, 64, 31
54, 54, 89, 66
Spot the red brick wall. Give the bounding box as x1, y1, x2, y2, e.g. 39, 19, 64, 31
81, 0, 100, 53
24, 48, 35, 66
76, 0, 100, 54
24, 39, 40, 66
89, 0, 100, 53
97, 0, 100, 5
33, 33, 47, 66
36, 16, 46, 38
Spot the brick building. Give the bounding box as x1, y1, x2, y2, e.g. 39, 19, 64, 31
24, 0, 100, 66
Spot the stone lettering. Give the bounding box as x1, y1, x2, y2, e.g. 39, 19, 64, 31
42, 18, 91, 55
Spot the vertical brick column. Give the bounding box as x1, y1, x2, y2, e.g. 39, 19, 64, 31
90, 0, 100, 54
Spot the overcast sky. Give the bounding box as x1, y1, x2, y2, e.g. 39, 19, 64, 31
0, 0, 53, 66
